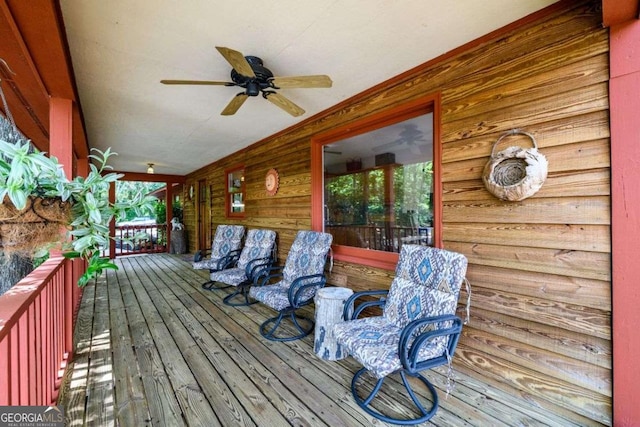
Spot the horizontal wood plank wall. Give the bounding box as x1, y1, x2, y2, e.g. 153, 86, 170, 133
185, 1, 611, 424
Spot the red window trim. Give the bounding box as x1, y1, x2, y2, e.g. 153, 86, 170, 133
311, 93, 442, 271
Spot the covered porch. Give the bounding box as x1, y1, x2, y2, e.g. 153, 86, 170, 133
60, 253, 578, 426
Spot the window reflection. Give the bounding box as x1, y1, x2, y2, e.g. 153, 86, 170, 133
226, 167, 245, 217
323, 114, 433, 252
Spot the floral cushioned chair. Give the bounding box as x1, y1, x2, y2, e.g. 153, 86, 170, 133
333, 245, 470, 425
249, 230, 333, 341
193, 224, 245, 290
206, 228, 277, 306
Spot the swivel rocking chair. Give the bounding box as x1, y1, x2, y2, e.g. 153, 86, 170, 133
333, 244, 470, 425
249, 230, 333, 341
193, 224, 245, 290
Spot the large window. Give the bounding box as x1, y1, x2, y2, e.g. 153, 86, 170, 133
312, 96, 440, 270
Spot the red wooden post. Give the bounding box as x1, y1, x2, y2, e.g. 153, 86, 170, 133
606, 1, 640, 423
10, 328, 18, 404
42, 282, 51, 405
109, 182, 116, 260
64, 259, 73, 360
35, 295, 42, 404
49, 98, 74, 180
18, 316, 28, 404
166, 181, 173, 252
28, 305, 36, 404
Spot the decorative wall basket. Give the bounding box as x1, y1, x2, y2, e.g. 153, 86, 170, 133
483, 129, 548, 202
0, 196, 70, 254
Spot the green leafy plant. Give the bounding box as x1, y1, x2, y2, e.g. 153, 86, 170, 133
154, 200, 166, 224
0, 138, 155, 286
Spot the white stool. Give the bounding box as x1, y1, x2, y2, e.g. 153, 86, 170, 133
314, 287, 353, 360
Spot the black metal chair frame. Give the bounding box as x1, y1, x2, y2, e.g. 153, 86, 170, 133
343, 290, 463, 425
222, 256, 274, 306
201, 249, 242, 290
253, 267, 326, 341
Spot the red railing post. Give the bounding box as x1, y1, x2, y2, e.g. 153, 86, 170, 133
64, 258, 73, 360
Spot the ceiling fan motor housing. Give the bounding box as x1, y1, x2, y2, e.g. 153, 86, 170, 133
230, 56, 274, 96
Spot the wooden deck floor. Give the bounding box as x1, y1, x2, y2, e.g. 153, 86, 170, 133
59, 254, 565, 426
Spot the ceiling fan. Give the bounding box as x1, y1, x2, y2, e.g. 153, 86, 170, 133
372, 123, 429, 155
161, 46, 332, 117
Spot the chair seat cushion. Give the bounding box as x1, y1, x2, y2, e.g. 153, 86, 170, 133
209, 268, 247, 286
334, 317, 448, 379
249, 282, 291, 311
193, 257, 225, 270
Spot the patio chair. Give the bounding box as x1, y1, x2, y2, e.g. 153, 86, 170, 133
193, 224, 245, 290
249, 230, 333, 341
205, 228, 277, 306
333, 245, 470, 425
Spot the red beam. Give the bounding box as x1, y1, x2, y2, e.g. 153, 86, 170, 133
0, 0, 89, 158
610, 17, 640, 426
0, 0, 50, 150
49, 97, 73, 180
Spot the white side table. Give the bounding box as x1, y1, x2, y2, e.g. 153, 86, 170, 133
314, 286, 353, 360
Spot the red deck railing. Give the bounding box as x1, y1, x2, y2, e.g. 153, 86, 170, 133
0, 256, 85, 406
113, 223, 168, 256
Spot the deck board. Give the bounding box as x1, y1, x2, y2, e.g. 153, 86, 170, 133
114, 260, 185, 427
60, 253, 581, 426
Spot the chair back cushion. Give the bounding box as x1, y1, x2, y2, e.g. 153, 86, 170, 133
282, 231, 333, 285
210, 225, 245, 259
384, 245, 467, 328
384, 277, 458, 328
237, 229, 276, 270
394, 245, 468, 296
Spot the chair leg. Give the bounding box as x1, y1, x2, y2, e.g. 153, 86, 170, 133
202, 280, 230, 291
351, 368, 439, 425
259, 309, 314, 342
223, 284, 258, 306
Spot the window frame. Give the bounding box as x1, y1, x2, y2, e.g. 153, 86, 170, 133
311, 94, 442, 271
225, 164, 246, 218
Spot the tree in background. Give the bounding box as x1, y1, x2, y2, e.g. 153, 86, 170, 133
116, 181, 164, 221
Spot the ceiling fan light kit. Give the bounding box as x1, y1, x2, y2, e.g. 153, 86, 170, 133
161, 46, 332, 117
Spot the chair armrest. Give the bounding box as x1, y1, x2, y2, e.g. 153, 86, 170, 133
343, 290, 389, 321
398, 314, 463, 373
253, 265, 284, 286
245, 257, 273, 281
193, 248, 211, 263
214, 248, 242, 271
288, 274, 327, 308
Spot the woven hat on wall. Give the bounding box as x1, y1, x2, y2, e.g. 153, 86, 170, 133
483, 129, 548, 202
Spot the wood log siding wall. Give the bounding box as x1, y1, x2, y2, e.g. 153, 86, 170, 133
185, 1, 611, 424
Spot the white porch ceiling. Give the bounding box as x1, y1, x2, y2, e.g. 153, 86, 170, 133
59, 0, 557, 176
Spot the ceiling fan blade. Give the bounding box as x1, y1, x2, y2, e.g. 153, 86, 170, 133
265, 92, 305, 117
221, 93, 249, 116
271, 75, 332, 89
215, 46, 255, 78
160, 79, 232, 85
